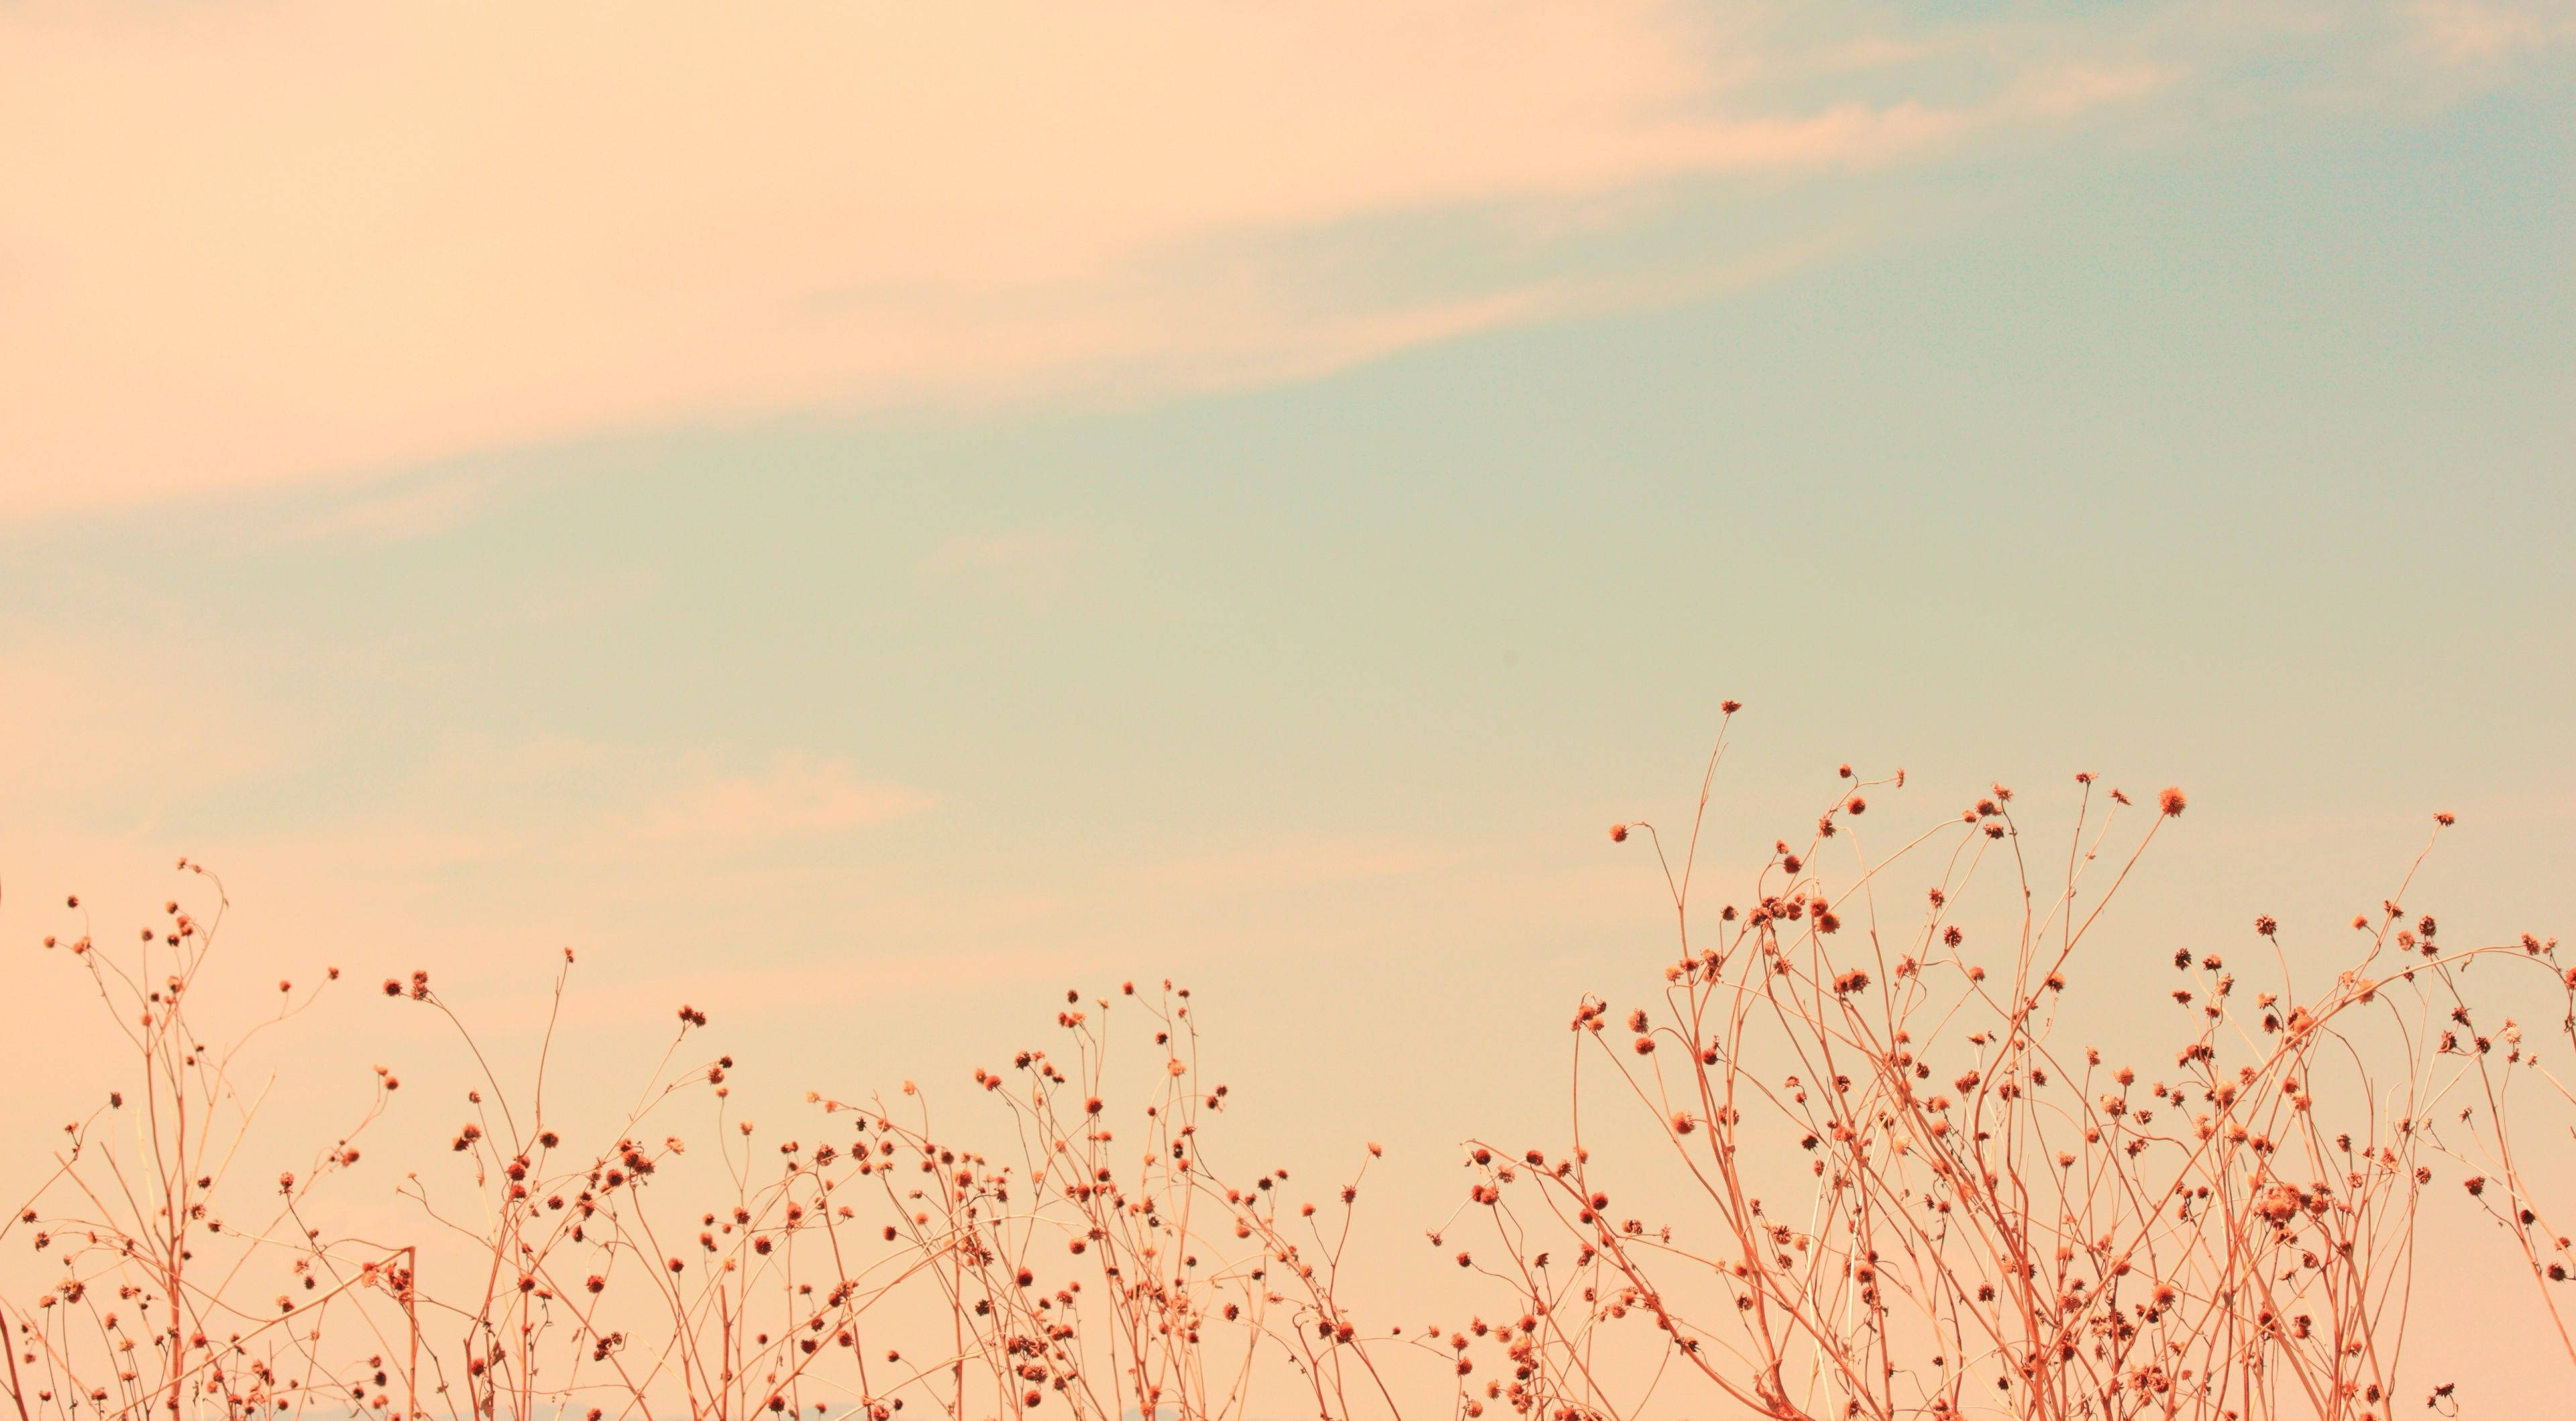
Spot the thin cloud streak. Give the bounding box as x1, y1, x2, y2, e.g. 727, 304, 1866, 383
915, 529, 1095, 609
631, 755, 932, 845
2407, 0, 2576, 63
0, 1, 2188, 520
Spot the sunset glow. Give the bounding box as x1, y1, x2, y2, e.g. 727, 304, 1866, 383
3, 4, 2571, 1418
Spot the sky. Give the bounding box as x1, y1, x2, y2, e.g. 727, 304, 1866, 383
3, 0, 2574, 1394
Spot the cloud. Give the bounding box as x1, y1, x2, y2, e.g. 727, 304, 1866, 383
0, 1, 2193, 521
1132, 840, 1462, 896
632, 755, 931, 844
2405, 0, 2576, 62
260, 474, 492, 546
0, 636, 292, 812
292, 737, 932, 855
915, 529, 1094, 608
519, 567, 665, 627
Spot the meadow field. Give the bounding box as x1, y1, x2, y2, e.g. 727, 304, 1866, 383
12, 718, 2569, 1421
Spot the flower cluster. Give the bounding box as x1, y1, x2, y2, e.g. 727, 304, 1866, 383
7, 725, 2568, 1421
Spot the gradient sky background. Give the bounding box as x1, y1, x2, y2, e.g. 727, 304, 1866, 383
4, 0, 2574, 1393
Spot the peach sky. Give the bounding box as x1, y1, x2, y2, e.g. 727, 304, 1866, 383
0, 0, 2191, 515
3, 0, 2573, 1402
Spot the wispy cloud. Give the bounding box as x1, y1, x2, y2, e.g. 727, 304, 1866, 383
0, 0, 2233, 521
1132, 839, 1461, 896
0, 637, 290, 810
286, 739, 934, 859
519, 568, 665, 627
261, 475, 492, 547
2, 3, 2541, 523
632, 755, 931, 845
915, 529, 1095, 609
2406, 0, 2576, 63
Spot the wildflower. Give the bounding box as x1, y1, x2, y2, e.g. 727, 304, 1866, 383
2158, 788, 2186, 817
2255, 916, 2277, 937
1609, 823, 1628, 843
2253, 1183, 2303, 1225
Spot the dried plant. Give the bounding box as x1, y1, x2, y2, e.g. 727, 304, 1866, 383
7, 718, 2569, 1421
1454, 710, 2573, 1420
5, 870, 1417, 1421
